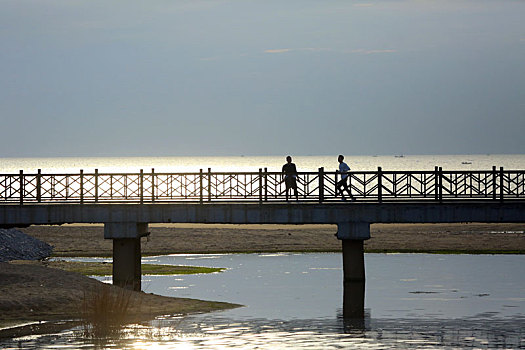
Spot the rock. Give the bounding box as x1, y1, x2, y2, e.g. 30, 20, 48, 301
0, 228, 53, 262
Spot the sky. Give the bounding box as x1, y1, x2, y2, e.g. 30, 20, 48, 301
0, 0, 524, 157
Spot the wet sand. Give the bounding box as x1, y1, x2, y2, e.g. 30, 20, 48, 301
20, 222, 525, 256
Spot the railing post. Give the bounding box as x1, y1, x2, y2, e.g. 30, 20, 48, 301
500, 167, 504, 202
438, 167, 443, 202
434, 166, 439, 201
259, 168, 263, 204
151, 168, 155, 202
140, 169, 144, 204
37, 169, 42, 203
319, 167, 324, 203
199, 169, 203, 204
492, 166, 497, 200
80, 169, 84, 204
377, 167, 382, 203
208, 168, 212, 202
264, 167, 268, 201
95, 169, 99, 203
19, 170, 24, 205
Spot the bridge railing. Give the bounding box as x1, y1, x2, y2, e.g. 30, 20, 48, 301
0, 167, 524, 204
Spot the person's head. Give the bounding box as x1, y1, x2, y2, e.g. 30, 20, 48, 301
338, 155, 344, 163
286, 156, 292, 163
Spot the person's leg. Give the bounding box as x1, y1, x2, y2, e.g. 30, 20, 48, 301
337, 179, 346, 198
343, 179, 351, 196
292, 178, 298, 200
343, 178, 355, 199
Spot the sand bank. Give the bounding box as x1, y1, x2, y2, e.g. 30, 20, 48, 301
0, 260, 238, 335
21, 222, 525, 256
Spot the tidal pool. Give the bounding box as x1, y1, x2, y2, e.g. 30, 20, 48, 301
2, 253, 525, 349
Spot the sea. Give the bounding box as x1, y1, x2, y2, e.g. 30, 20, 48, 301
1, 154, 525, 174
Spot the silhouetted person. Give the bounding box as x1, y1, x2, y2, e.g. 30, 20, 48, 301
282, 156, 299, 201
337, 155, 355, 201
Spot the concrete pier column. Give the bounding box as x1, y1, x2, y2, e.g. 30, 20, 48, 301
337, 222, 370, 319
112, 238, 141, 291
104, 223, 149, 291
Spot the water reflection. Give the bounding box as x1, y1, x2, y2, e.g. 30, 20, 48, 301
3, 314, 524, 349
343, 281, 365, 320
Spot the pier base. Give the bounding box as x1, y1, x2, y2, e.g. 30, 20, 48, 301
337, 222, 369, 319
104, 223, 149, 291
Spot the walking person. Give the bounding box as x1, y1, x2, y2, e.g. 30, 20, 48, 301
282, 156, 299, 201
337, 155, 355, 201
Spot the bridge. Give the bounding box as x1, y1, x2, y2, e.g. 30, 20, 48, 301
2, 167, 525, 318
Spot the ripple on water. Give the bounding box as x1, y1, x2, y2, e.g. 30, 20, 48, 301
3, 314, 524, 349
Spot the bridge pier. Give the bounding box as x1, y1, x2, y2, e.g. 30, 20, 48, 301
104, 222, 149, 291
337, 222, 370, 319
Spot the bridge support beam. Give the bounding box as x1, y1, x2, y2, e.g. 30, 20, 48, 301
337, 222, 370, 319
104, 222, 149, 291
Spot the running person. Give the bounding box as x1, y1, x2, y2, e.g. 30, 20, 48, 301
337, 155, 355, 201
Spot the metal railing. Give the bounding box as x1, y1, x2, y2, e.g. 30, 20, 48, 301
1, 166, 524, 204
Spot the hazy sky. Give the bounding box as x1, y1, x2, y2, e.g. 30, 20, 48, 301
1, 0, 524, 157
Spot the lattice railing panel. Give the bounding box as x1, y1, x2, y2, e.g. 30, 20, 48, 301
298, 173, 320, 198
0, 175, 21, 201
503, 172, 525, 198
347, 173, 380, 198
209, 173, 261, 199
441, 172, 494, 198
381, 172, 436, 199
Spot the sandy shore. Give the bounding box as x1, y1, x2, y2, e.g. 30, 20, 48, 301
0, 260, 238, 335
20, 222, 525, 256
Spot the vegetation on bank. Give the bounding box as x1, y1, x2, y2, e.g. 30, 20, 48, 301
46, 260, 224, 276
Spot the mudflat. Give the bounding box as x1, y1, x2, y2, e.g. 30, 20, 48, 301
21, 222, 525, 256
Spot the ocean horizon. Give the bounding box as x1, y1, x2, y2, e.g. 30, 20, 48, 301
1, 154, 525, 174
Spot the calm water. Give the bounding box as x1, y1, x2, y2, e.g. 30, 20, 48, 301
3, 253, 524, 349
1, 154, 525, 174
